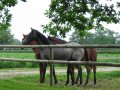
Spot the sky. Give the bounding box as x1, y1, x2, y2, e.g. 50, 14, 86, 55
10, 0, 120, 41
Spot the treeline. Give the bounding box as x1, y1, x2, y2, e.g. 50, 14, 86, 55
0, 28, 21, 45
70, 28, 120, 44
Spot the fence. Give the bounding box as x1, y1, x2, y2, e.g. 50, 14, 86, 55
0, 44, 120, 86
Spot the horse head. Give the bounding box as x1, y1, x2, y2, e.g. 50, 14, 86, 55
22, 28, 40, 45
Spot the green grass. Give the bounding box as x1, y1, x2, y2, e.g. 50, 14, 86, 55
0, 52, 120, 68
0, 53, 38, 68
0, 71, 120, 90
0, 53, 35, 59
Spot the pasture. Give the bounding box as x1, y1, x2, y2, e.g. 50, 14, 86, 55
0, 71, 120, 90
0, 51, 120, 68
0, 49, 120, 90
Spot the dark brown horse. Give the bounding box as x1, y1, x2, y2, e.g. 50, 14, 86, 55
22, 35, 48, 83
23, 35, 59, 84
48, 36, 97, 85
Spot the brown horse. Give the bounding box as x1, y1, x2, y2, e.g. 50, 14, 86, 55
48, 36, 97, 85
22, 35, 58, 84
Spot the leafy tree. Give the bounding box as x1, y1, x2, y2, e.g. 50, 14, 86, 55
0, 0, 26, 30
70, 31, 95, 44
12, 39, 21, 45
0, 28, 14, 44
0, 0, 26, 44
93, 28, 116, 44
70, 28, 119, 44
43, 0, 120, 37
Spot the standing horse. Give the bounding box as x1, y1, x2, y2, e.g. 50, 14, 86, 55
22, 35, 57, 84
22, 35, 46, 83
48, 36, 97, 85
22, 28, 85, 85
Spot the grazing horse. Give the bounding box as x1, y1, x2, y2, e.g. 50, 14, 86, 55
22, 28, 85, 85
48, 36, 97, 85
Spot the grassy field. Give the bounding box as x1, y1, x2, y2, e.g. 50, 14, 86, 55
0, 71, 120, 90
0, 52, 120, 68
0, 52, 120, 89
0, 52, 35, 59
0, 52, 120, 61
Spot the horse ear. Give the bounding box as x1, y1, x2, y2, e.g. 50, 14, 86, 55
23, 34, 25, 37
23, 34, 26, 38
31, 28, 33, 31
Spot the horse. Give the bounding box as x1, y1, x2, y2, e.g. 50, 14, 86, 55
48, 36, 97, 85
48, 36, 67, 44
22, 28, 85, 85
22, 35, 58, 84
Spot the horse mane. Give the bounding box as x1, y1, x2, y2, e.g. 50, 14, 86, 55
31, 28, 53, 45
48, 36, 67, 44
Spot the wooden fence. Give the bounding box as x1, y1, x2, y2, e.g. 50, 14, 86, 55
0, 44, 120, 86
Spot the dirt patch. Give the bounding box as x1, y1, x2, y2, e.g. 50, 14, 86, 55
0, 67, 120, 79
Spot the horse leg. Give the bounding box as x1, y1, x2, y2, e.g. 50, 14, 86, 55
93, 65, 96, 85
65, 65, 70, 85
78, 65, 83, 85
84, 65, 91, 86
53, 65, 58, 84
70, 65, 75, 85
75, 70, 79, 84
39, 63, 43, 83
75, 65, 82, 85
42, 63, 47, 83
36, 54, 44, 83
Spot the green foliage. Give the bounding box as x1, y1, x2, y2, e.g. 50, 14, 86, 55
11, 39, 21, 45
0, 0, 26, 44
43, 0, 120, 37
0, 28, 14, 44
70, 28, 120, 44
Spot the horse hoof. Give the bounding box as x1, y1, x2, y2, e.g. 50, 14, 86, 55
75, 81, 78, 84
94, 84, 97, 87
84, 83, 87, 86
65, 82, 69, 86
55, 81, 58, 84
40, 80, 45, 83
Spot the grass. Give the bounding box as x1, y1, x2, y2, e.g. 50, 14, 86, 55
0, 53, 35, 59
0, 52, 120, 89
0, 71, 120, 90
0, 52, 120, 68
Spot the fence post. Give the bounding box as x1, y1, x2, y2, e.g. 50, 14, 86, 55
50, 48, 53, 86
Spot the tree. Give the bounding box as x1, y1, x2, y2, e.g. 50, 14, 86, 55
93, 28, 116, 44
43, 0, 120, 37
0, 0, 26, 31
70, 28, 119, 44
0, 0, 26, 44
70, 30, 95, 44
12, 39, 21, 45
0, 28, 14, 44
